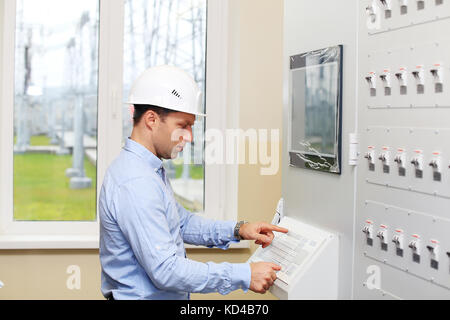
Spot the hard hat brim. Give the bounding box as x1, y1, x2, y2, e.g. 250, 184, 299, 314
124, 101, 206, 117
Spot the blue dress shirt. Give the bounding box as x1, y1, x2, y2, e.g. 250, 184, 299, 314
99, 138, 251, 300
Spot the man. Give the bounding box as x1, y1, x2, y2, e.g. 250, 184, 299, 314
99, 65, 288, 300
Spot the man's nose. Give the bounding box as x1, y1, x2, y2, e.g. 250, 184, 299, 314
180, 128, 194, 143
183, 128, 193, 143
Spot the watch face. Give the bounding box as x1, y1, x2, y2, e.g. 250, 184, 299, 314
234, 221, 244, 239
234, 221, 248, 240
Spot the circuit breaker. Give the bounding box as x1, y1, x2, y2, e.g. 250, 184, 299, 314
355, 0, 450, 299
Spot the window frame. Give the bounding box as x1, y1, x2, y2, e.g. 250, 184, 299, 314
0, 0, 240, 249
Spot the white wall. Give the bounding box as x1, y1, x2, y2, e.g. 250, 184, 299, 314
283, 0, 359, 299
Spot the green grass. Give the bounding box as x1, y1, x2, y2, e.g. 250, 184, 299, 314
30, 135, 51, 146
14, 153, 97, 221
14, 135, 52, 146
174, 164, 204, 180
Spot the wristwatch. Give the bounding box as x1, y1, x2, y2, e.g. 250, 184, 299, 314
234, 221, 248, 240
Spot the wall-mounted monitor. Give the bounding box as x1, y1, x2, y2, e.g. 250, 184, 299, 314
288, 45, 343, 174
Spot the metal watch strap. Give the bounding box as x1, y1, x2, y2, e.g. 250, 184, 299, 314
234, 221, 248, 240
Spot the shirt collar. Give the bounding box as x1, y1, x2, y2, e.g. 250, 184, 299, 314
124, 138, 163, 171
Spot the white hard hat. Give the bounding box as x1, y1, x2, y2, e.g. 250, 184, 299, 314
126, 65, 206, 117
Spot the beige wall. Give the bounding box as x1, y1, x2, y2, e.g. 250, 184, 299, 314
0, 0, 283, 300
0, 250, 103, 299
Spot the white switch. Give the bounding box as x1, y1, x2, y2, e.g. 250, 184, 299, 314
366, 3, 378, 23
409, 234, 421, 256
376, 225, 389, 248
429, 152, 442, 181
379, 147, 391, 173
427, 239, 440, 262
394, 148, 407, 176
430, 64, 444, 84
380, 69, 392, 95
429, 152, 441, 170
394, 148, 407, 168
395, 68, 408, 88
411, 150, 424, 178
378, 147, 391, 165
412, 65, 425, 86
365, 72, 377, 89
430, 63, 444, 93
411, 150, 424, 169
364, 146, 376, 170
363, 225, 373, 237
392, 229, 404, 250
363, 220, 374, 245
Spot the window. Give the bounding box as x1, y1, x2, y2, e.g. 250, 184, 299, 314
13, 0, 99, 222
0, 0, 235, 249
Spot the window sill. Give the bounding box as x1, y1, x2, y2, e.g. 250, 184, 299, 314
0, 236, 249, 250
0, 235, 99, 250
185, 240, 250, 249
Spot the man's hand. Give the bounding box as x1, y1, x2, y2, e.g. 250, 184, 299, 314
249, 262, 281, 294
239, 222, 289, 248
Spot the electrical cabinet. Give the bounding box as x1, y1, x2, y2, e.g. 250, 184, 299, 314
355, 0, 450, 299
283, 0, 449, 299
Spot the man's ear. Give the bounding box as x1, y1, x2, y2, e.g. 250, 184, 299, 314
143, 110, 159, 130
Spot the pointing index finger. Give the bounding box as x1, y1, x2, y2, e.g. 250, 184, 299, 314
270, 263, 282, 271
267, 224, 289, 234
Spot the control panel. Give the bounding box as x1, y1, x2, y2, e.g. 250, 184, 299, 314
355, 0, 450, 299
248, 216, 339, 300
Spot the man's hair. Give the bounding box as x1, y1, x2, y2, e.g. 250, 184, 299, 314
133, 104, 174, 126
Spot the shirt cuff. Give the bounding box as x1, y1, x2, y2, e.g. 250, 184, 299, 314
207, 220, 239, 249
231, 263, 251, 293
225, 220, 239, 241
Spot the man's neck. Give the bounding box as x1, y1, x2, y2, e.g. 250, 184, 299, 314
130, 130, 159, 159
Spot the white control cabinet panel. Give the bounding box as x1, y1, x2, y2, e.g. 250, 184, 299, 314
355, 0, 450, 299
248, 216, 339, 300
